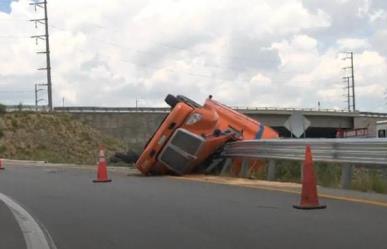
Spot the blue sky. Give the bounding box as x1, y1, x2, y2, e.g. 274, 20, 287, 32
0, 0, 11, 13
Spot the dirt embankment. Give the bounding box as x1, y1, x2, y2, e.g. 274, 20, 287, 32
0, 112, 126, 164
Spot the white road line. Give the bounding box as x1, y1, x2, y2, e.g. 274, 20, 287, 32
0, 192, 57, 249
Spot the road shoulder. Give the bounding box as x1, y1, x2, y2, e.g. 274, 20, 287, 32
173, 175, 387, 208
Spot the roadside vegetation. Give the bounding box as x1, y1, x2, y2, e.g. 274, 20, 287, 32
0, 111, 126, 164
248, 160, 387, 194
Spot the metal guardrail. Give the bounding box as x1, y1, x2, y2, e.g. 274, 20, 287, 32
5, 105, 387, 118
359, 112, 387, 118
4, 105, 171, 113
54, 106, 170, 113
222, 138, 387, 166
56, 106, 356, 115
232, 106, 351, 113
5, 105, 48, 112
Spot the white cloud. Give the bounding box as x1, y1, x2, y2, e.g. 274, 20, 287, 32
369, 9, 387, 22
0, 0, 386, 112
357, 0, 371, 17
271, 35, 320, 74
337, 38, 370, 50
250, 73, 272, 87
268, 2, 330, 34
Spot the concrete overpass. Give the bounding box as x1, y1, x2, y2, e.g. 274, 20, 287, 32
6, 105, 387, 149
236, 108, 387, 138
50, 106, 387, 149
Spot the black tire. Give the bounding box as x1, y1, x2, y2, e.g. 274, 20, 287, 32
176, 95, 201, 108
165, 94, 179, 107
111, 151, 139, 164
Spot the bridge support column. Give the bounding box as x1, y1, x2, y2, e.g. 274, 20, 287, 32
267, 160, 276, 181
220, 158, 232, 176
341, 164, 353, 189
240, 159, 249, 178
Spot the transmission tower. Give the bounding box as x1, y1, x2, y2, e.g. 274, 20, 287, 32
30, 0, 53, 111
342, 52, 356, 112
34, 83, 46, 110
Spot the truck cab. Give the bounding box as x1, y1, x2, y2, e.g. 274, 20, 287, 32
136, 94, 278, 175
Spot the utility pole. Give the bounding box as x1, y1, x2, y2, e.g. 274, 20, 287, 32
342, 52, 356, 112
34, 83, 45, 110
30, 0, 53, 111
343, 76, 351, 111
136, 98, 140, 111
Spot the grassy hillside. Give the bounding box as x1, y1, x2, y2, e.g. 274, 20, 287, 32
0, 112, 126, 164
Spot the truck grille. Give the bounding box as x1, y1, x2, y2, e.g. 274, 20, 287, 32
159, 147, 191, 173
158, 129, 204, 174
170, 129, 203, 155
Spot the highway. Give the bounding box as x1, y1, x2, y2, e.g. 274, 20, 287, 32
1, 164, 387, 249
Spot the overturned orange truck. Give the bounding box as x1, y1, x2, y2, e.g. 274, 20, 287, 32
136, 94, 278, 175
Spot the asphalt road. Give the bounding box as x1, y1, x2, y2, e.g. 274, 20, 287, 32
0, 198, 26, 249
1, 165, 387, 249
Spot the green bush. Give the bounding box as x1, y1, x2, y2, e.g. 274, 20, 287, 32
0, 103, 6, 114
275, 160, 302, 182
315, 162, 341, 187
11, 118, 18, 128
0, 145, 5, 154
352, 169, 387, 193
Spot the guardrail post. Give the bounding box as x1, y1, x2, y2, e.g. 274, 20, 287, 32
267, 160, 276, 181
340, 164, 353, 189
220, 158, 232, 176
205, 158, 223, 174
239, 159, 249, 178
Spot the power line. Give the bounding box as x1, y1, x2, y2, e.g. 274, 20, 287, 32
48, 23, 334, 84
49, 24, 280, 73
0, 12, 341, 103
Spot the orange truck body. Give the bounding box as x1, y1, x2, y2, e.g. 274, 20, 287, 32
136, 94, 278, 175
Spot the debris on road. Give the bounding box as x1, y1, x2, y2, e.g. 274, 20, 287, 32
109, 150, 139, 164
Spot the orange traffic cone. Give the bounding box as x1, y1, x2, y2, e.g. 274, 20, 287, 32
93, 145, 112, 183
293, 145, 326, 209
0, 159, 4, 170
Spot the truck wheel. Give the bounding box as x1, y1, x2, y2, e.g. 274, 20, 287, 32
176, 95, 201, 108
165, 94, 179, 107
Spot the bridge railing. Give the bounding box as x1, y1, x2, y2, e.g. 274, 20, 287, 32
220, 138, 387, 189
232, 106, 351, 113
4, 105, 387, 118
3, 105, 171, 113
5, 105, 49, 112
54, 106, 171, 113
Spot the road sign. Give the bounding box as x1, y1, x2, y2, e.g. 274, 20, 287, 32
284, 112, 311, 138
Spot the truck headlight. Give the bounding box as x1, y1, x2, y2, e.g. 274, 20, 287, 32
185, 113, 202, 125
